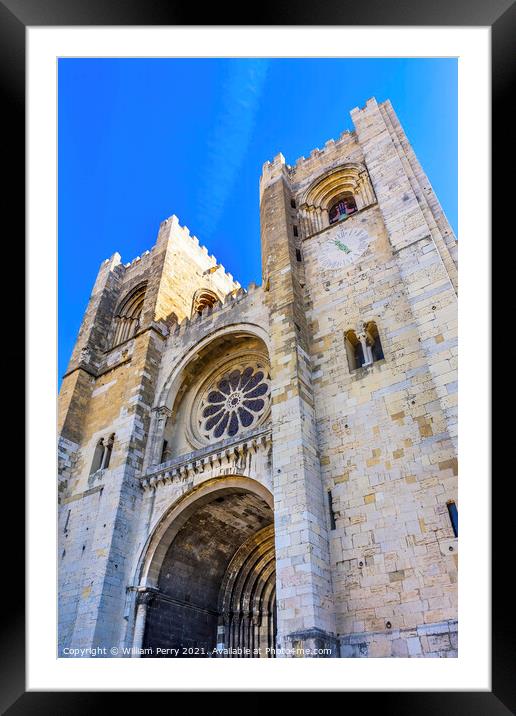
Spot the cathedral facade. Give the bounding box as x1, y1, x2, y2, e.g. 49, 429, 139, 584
58, 97, 458, 658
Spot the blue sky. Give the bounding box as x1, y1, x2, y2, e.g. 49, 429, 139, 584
58, 58, 457, 380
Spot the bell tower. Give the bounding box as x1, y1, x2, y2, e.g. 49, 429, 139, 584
260, 154, 338, 655
259, 97, 458, 657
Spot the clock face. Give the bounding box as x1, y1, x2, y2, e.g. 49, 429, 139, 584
319, 226, 371, 270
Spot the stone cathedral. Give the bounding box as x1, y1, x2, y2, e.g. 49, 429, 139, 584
58, 98, 458, 659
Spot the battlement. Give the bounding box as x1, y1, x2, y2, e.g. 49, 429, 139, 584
122, 248, 154, 270
100, 214, 241, 293
260, 99, 388, 189
169, 279, 262, 339
260, 132, 357, 192
158, 214, 241, 290
100, 246, 156, 283
286, 129, 356, 178
350, 95, 383, 119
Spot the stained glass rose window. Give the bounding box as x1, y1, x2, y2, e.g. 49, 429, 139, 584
199, 365, 270, 440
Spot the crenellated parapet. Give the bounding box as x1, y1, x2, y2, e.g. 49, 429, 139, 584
168, 279, 262, 340
120, 247, 155, 272
287, 130, 356, 178
157, 214, 241, 291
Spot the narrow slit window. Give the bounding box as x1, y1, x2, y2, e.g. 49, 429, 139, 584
290, 198, 296, 208
293, 225, 298, 237
447, 501, 458, 537
296, 248, 302, 262
327, 490, 336, 530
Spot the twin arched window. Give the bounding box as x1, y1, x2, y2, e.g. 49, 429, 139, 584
344, 321, 384, 372
89, 433, 115, 475
111, 284, 147, 348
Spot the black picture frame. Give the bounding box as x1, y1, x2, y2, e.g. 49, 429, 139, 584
4, 0, 507, 710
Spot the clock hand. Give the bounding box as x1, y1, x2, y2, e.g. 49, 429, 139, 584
334, 239, 351, 254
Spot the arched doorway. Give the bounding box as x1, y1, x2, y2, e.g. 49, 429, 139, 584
141, 483, 276, 658
218, 524, 276, 657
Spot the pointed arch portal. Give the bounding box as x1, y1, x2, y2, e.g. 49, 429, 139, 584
141, 482, 277, 657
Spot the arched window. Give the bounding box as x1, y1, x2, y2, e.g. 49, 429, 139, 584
345, 322, 385, 372
111, 284, 147, 348
102, 434, 115, 469
160, 439, 171, 463
329, 194, 357, 224
298, 163, 376, 237
90, 439, 104, 475
344, 330, 364, 371
192, 289, 219, 317
363, 321, 384, 363
89, 434, 115, 475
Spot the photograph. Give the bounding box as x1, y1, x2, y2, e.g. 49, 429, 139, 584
0, 0, 503, 702
57, 57, 459, 660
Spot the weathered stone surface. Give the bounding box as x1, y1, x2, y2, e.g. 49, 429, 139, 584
58, 98, 458, 658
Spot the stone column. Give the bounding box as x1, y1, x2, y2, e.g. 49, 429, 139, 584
357, 331, 373, 366
144, 406, 172, 471
100, 435, 114, 469
131, 588, 157, 656
216, 618, 227, 657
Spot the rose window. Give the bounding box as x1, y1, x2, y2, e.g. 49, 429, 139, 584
199, 366, 270, 440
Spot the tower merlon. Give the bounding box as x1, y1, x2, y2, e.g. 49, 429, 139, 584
102, 251, 121, 268
159, 213, 239, 283
92, 252, 121, 292
260, 152, 290, 198
286, 131, 356, 180
350, 96, 379, 117
260, 152, 287, 182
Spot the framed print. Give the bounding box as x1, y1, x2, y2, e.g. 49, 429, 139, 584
3, 0, 510, 709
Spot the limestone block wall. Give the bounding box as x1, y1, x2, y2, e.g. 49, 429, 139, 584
57, 436, 79, 502
58, 216, 242, 655
351, 98, 457, 445
340, 619, 458, 658
287, 98, 458, 656
58, 96, 457, 658
117, 286, 273, 650
260, 155, 337, 655
58, 326, 167, 654
379, 100, 458, 271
